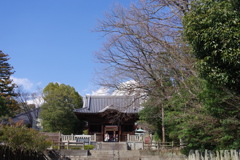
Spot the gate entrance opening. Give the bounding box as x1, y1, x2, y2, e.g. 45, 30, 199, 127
104, 125, 119, 142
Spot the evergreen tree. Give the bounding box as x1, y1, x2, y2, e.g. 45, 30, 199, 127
183, 0, 240, 93
40, 83, 84, 134
181, 0, 240, 152
0, 51, 18, 120
165, 77, 240, 154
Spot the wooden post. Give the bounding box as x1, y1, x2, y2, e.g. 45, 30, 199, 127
71, 134, 74, 141
162, 107, 165, 143
94, 133, 96, 141
59, 132, 61, 150
82, 142, 85, 150
59, 132, 61, 142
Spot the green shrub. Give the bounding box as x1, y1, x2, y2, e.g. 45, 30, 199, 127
84, 145, 94, 150
0, 123, 52, 152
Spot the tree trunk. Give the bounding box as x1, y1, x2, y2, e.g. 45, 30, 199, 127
162, 107, 165, 143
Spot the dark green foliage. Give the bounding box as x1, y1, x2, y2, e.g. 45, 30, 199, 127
139, 96, 174, 142
178, 0, 240, 153
139, 101, 161, 131
0, 123, 51, 152
183, 0, 240, 93
138, 102, 163, 140
40, 83, 84, 134
0, 51, 19, 120
0, 97, 8, 120
0, 51, 16, 96
197, 84, 240, 150
164, 77, 240, 154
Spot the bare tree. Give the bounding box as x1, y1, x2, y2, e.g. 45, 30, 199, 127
15, 87, 43, 128
94, 0, 196, 94
94, 0, 197, 142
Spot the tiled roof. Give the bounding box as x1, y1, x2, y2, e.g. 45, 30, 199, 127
2, 108, 41, 125
74, 95, 142, 114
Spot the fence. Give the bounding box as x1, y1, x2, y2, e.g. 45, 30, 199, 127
51, 141, 85, 150
59, 134, 186, 151
41, 132, 61, 143
61, 134, 93, 143
143, 141, 180, 150
187, 150, 240, 160
61, 134, 144, 142
126, 141, 184, 150
128, 134, 144, 141
0, 145, 47, 160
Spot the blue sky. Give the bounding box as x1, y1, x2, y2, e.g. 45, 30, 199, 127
0, 0, 135, 96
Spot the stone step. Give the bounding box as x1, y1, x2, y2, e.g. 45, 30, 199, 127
84, 157, 140, 160
46, 149, 186, 160
88, 150, 140, 159
97, 142, 127, 150
59, 149, 88, 157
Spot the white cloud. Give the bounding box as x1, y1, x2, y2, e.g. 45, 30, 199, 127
90, 80, 146, 97
27, 95, 44, 107
91, 87, 110, 96
112, 80, 140, 96
11, 76, 33, 91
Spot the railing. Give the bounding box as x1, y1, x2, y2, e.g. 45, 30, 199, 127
61, 134, 93, 142
127, 141, 185, 150
61, 134, 144, 142
143, 141, 183, 150
128, 134, 144, 141
55, 133, 186, 151
51, 141, 85, 150
61, 134, 74, 141
95, 133, 103, 141
120, 134, 127, 141
41, 132, 61, 143
90, 134, 96, 141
